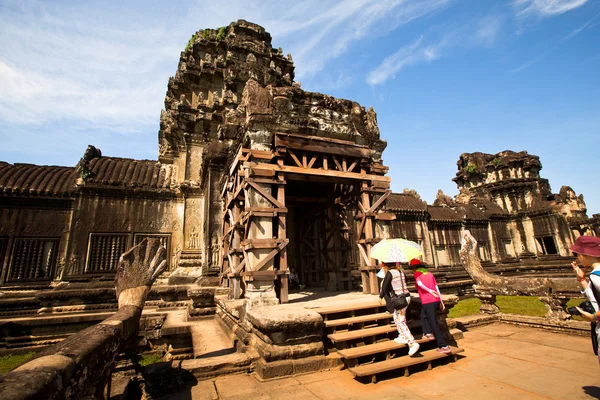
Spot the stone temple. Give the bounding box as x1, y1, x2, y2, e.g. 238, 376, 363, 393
0, 20, 599, 393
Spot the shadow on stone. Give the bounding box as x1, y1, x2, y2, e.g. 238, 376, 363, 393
582, 386, 600, 399
141, 363, 198, 400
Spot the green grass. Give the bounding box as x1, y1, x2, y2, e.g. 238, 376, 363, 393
0, 352, 36, 374
448, 298, 481, 318
495, 296, 547, 317
138, 353, 163, 367
448, 296, 589, 319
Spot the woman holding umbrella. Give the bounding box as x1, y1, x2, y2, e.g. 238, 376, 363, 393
372, 238, 422, 356
378, 262, 420, 356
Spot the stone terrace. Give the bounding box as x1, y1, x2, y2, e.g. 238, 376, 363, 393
154, 323, 599, 400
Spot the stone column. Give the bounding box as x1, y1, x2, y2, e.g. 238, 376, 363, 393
475, 290, 500, 314
539, 295, 570, 321
245, 183, 279, 308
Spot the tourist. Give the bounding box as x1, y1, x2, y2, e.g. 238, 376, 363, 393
570, 235, 600, 362
410, 258, 452, 354
289, 267, 300, 290
378, 262, 420, 356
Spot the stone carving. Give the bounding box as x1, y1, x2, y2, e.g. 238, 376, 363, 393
0, 238, 167, 400
460, 230, 576, 319
75, 145, 102, 184
433, 189, 456, 207
242, 79, 272, 116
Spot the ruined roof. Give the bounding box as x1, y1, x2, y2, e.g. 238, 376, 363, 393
457, 203, 489, 221
468, 198, 509, 216
84, 157, 177, 191
427, 206, 463, 222
453, 150, 542, 183
384, 193, 427, 212
0, 163, 76, 196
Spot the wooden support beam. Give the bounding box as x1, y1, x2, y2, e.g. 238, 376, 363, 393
242, 148, 275, 160
375, 212, 396, 221
307, 154, 318, 169
247, 240, 289, 273
275, 133, 371, 159
243, 162, 391, 183
367, 191, 391, 214
288, 150, 303, 168
246, 180, 285, 208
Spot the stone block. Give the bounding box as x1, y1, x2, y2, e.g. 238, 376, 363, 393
246, 305, 323, 345
255, 358, 294, 379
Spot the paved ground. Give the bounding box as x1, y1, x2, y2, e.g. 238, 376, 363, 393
165, 323, 600, 400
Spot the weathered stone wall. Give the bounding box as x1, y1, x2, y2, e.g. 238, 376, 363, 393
65, 195, 183, 277
0, 203, 72, 284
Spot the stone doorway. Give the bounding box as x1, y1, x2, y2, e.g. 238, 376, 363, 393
295, 203, 327, 288
287, 181, 355, 292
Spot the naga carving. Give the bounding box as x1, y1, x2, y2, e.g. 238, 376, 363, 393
0, 238, 167, 400
459, 230, 579, 319
460, 230, 581, 296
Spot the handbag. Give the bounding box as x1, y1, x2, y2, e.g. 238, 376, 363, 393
390, 293, 409, 310
389, 270, 410, 310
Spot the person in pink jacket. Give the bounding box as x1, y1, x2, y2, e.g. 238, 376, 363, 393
410, 258, 452, 354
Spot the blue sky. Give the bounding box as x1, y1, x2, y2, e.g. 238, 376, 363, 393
1, 0, 599, 214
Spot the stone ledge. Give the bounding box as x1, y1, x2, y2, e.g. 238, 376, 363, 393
255, 354, 343, 380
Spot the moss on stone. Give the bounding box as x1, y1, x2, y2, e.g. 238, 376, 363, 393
0, 352, 36, 374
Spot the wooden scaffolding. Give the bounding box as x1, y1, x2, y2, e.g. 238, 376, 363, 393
220, 133, 392, 303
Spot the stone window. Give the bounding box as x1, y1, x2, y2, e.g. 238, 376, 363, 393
7, 238, 59, 281
448, 245, 461, 265
478, 241, 490, 261
435, 245, 449, 266
535, 236, 558, 255
503, 239, 516, 258
0, 237, 7, 268
134, 233, 171, 269
85, 233, 130, 273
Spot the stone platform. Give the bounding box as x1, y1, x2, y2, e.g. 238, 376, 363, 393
155, 323, 600, 400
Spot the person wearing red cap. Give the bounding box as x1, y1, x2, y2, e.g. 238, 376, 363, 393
411, 258, 452, 354
570, 235, 600, 364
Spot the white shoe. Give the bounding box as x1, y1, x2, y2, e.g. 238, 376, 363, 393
408, 342, 420, 356
394, 337, 409, 345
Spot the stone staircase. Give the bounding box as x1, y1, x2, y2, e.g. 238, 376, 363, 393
310, 297, 463, 383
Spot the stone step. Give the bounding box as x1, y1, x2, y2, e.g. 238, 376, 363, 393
327, 324, 396, 343
189, 318, 236, 359
310, 298, 384, 317
337, 335, 434, 360
327, 320, 421, 344
179, 352, 254, 380
324, 312, 392, 329
348, 346, 464, 382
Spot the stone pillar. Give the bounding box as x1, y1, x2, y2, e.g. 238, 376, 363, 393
245, 183, 278, 308
475, 290, 500, 314
231, 200, 243, 299
539, 295, 570, 321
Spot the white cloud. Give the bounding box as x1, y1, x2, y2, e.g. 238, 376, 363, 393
0, 0, 450, 131
366, 14, 503, 85
475, 15, 503, 47
367, 37, 436, 85
513, 0, 589, 17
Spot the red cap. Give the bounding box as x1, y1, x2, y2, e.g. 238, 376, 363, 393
409, 258, 422, 266
570, 236, 600, 257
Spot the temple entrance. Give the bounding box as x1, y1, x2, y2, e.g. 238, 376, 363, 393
295, 203, 327, 287
220, 134, 391, 303
286, 181, 356, 291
